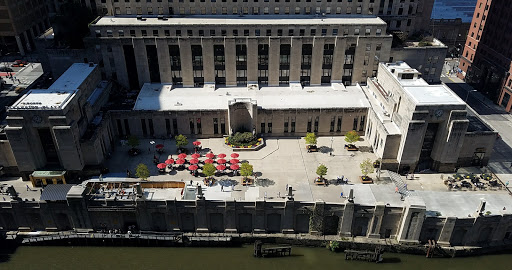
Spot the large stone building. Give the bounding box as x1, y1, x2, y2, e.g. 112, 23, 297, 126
0, 0, 51, 55
365, 62, 496, 173
458, 0, 512, 108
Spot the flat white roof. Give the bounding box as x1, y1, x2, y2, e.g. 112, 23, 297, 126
94, 15, 387, 26
133, 83, 370, 111
382, 62, 465, 106
49, 63, 97, 91
10, 89, 76, 110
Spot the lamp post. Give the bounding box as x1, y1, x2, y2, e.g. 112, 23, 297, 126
330, 137, 334, 156
465, 89, 477, 103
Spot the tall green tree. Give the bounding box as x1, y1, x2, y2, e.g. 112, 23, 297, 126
240, 162, 254, 180
127, 135, 140, 150
360, 158, 374, 177
344, 130, 360, 145
135, 163, 150, 180
175, 134, 188, 149
316, 164, 328, 179
305, 132, 317, 145
202, 163, 216, 179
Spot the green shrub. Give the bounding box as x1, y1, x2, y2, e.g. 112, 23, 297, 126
227, 132, 258, 146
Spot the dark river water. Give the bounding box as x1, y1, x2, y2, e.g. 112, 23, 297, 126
1, 245, 511, 270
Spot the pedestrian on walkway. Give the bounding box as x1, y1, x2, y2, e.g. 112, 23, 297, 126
221, 185, 224, 192
278, 192, 280, 198
395, 186, 399, 193
285, 184, 288, 191
506, 181, 509, 187
26, 185, 30, 191
404, 184, 408, 190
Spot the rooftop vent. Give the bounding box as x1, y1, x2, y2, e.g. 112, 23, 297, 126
88, 62, 94, 67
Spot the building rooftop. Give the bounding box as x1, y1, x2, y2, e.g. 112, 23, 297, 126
94, 15, 387, 26
133, 83, 370, 111
382, 62, 465, 106
48, 63, 97, 91
9, 89, 76, 110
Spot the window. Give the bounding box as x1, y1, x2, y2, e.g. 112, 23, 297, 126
330, 116, 335, 132
336, 117, 342, 132
267, 122, 272, 133
284, 117, 289, 133
307, 117, 312, 132
314, 116, 319, 132
353, 117, 358, 131
291, 117, 296, 132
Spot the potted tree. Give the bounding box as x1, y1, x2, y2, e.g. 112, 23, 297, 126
202, 163, 216, 186
344, 130, 360, 151
315, 164, 328, 185
127, 135, 141, 156
175, 134, 188, 153
360, 158, 374, 184
305, 132, 318, 153
240, 162, 254, 186
135, 163, 150, 181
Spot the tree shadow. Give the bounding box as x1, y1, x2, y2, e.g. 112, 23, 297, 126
318, 146, 333, 154
256, 178, 275, 187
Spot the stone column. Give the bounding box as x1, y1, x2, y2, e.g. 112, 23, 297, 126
268, 38, 280, 86
289, 38, 302, 83
15, 35, 25, 56
202, 38, 215, 84
247, 38, 259, 83
195, 199, 208, 233
282, 200, 296, 234
310, 38, 325, 85
112, 43, 129, 89
310, 201, 325, 235
52, 125, 84, 171
224, 38, 236, 86
156, 39, 172, 83
331, 37, 346, 83
179, 39, 194, 87
367, 203, 385, 238
396, 196, 426, 243
132, 39, 150, 87
253, 200, 266, 233
437, 216, 457, 246
339, 202, 354, 237
224, 199, 237, 233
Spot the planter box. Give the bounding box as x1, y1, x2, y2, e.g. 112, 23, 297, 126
345, 144, 358, 151
360, 176, 373, 184
306, 145, 318, 152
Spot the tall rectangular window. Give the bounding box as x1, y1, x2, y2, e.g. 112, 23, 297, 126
197, 118, 202, 134
330, 116, 335, 132
148, 119, 154, 136
213, 118, 219, 134
353, 117, 358, 131
141, 119, 148, 136
261, 122, 266, 133
279, 44, 291, 85
359, 116, 365, 131
236, 45, 247, 85
191, 45, 204, 86
220, 118, 226, 134
214, 45, 226, 85
258, 44, 269, 85
165, 119, 171, 135
301, 44, 312, 86
284, 117, 289, 133
172, 119, 178, 135
169, 45, 182, 85
307, 117, 312, 132
291, 117, 296, 132
267, 122, 272, 133
314, 116, 319, 132
336, 116, 342, 132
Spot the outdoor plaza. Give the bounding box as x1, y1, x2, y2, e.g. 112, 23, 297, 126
102, 136, 512, 218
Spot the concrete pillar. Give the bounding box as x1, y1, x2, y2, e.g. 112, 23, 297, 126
179, 39, 194, 87
339, 202, 354, 237
367, 203, 385, 238
15, 35, 25, 56
202, 39, 215, 84
247, 38, 258, 83
289, 38, 302, 83
132, 39, 150, 87
112, 43, 129, 88
310, 38, 325, 85
195, 199, 208, 232
253, 200, 265, 233
224, 39, 236, 86
224, 199, 237, 233
156, 39, 172, 83
331, 37, 346, 83
310, 201, 325, 235
397, 197, 426, 243
437, 216, 457, 246
282, 200, 296, 233
268, 38, 280, 86
491, 213, 512, 242
52, 126, 84, 171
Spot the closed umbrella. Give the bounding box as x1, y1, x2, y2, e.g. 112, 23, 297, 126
191, 153, 201, 159
178, 153, 187, 159
165, 159, 175, 165
206, 153, 215, 159
217, 159, 226, 164
230, 153, 239, 158
157, 163, 166, 169
230, 159, 239, 164
189, 158, 199, 164
204, 159, 214, 164
217, 153, 226, 158
216, 165, 226, 171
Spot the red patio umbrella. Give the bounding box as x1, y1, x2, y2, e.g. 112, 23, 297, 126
178, 153, 187, 159
193, 141, 201, 146
175, 158, 186, 165
191, 153, 201, 159
206, 153, 215, 159
230, 164, 240, 170
204, 159, 214, 164
188, 165, 199, 171
157, 163, 166, 169
155, 144, 164, 149
217, 159, 226, 164
230, 153, 239, 158
216, 165, 226, 171
165, 159, 175, 165
217, 153, 226, 158
230, 159, 239, 164
189, 158, 199, 164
